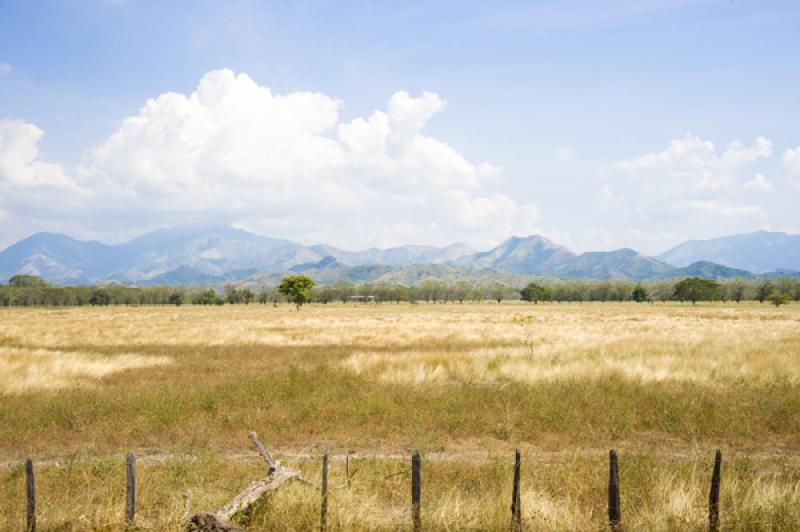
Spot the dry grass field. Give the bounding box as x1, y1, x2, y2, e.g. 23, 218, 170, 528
1, 302, 799, 530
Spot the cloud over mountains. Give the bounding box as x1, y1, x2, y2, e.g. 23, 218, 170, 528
0, 69, 540, 249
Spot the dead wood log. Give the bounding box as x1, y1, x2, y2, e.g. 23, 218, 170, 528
248, 431, 280, 474
186, 433, 309, 531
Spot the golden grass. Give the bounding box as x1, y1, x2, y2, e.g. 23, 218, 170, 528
0, 346, 171, 394
0, 302, 799, 529
2, 451, 798, 530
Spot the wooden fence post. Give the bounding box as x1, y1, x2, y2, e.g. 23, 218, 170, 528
320, 449, 329, 532
511, 449, 522, 531
411, 450, 421, 532
25, 458, 35, 532
608, 450, 621, 531
126, 453, 136, 525
708, 449, 721, 532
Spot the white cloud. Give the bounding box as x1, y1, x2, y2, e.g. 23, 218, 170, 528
745, 173, 773, 192
593, 134, 774, 253
615, 134, 772, 194
782, 146, 800, 189
0, 63, 11, 75
2, 69, 539, 249
608, 134, 770, 221
0, 120, 74, 188
669, 199, 763, 218
555, 146, 574, 162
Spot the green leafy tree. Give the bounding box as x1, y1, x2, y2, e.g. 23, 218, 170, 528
631, 284, 648, 303
767, 291, 791, 307
451, 281, 472, 304
520, 282, 551, 304
168, 292, 184, 306
673, 277, 721, 305
195, 289, 219, 305
755, 280, 774, 303
8, 274, 49, 287
89, 288, 111, 306
278, 275, 316, 309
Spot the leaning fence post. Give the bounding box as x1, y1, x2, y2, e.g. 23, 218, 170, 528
320, 449, 329, 532
25, 458, 35, 532
608, 449, 621, 531
708, 449, 721, 532
411, 450, 421, 532
126, 453, 136, 525
511, 448, 522, 531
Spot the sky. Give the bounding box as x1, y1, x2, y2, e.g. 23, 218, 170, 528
1, 0, 799, 254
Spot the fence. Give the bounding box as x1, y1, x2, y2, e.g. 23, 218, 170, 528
19, 443, 727, 531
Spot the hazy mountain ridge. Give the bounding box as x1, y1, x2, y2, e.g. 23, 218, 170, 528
658, 231, 800, 273
1, 226, 798, 285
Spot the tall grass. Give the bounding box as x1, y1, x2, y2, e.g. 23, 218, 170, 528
0, 302, 799, 528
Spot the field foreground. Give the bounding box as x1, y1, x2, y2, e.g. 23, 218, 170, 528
1, 302, 799, 530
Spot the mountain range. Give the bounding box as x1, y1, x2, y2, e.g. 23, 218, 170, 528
1, 225, 798, 286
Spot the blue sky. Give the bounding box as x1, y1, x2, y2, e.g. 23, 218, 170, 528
1, 0, 799, 253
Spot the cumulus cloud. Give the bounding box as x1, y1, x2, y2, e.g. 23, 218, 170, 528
592, 134, 775, 253
608, 134, 770, 221
0, 120, 74, 188
2, 69, 540, 248
615, 134, 772, 194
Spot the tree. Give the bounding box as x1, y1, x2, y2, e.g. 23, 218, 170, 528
195, 289, 219, 305
767, 291, 791, 307
673, 277, 721, 305
520, 282, 551, 304
333, 281, 355, 303
89, 288, 111, 306
649, 280, 674, 303
774, 277, 797, 300
631, 284, 648, 303
725, 279, 748, 303
278, 275, 316, 309
489, 283, 513, 303
240, 288, 255, 304
755, 280, 774, 303
168, 292, 184, 306
8, 275, 49, 287
451, 281, 472, 304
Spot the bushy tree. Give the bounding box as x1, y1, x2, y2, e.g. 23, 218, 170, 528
278, 275, 316, 309
195, 289, 219, 305
520, 282, 551, 304
755, 280, 774, 303
8, 275, 49, 287
631, 284, 648, 303
767, 291, 791, 307
89, 289, 111, 306
673, 277, 721, 305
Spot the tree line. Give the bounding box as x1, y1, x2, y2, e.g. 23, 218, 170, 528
1, 273, 798, 307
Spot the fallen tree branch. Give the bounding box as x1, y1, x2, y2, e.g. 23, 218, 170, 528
185, 432, 312, 531
248, 431, 280, 474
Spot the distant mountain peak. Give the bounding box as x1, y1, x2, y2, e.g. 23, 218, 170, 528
2, 226, 798, 285
658, 231, 800, 273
